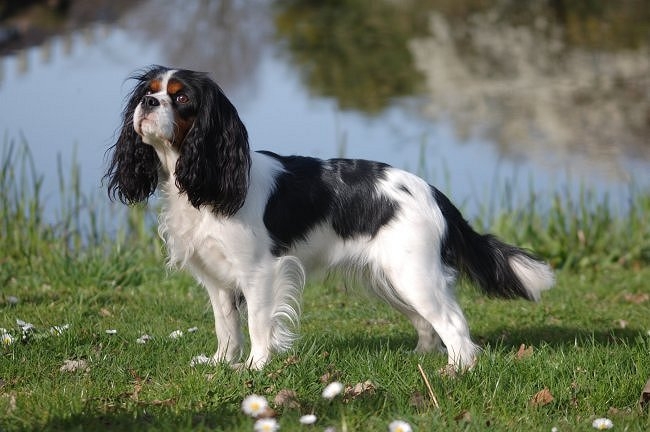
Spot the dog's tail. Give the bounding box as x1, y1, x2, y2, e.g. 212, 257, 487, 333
433, 187, 554, 301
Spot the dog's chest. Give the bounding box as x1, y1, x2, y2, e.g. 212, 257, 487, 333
158, 191, 263, 285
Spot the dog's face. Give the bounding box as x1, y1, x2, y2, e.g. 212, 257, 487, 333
133, 68, 198, 149
107, 65, 251, 215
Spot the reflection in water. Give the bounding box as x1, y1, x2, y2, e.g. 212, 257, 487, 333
273, 0, 649, 179
120, 0, 271, 94
0, 0, 648, 223
274, 0, 429, 114
409, 8, 649, 179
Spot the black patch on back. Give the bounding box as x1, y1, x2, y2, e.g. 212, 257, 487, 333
260, 151, 399, 256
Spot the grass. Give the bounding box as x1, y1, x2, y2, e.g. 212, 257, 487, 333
1, 142, 650, 431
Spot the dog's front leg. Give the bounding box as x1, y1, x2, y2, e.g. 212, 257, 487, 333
241, 293, 275, 370
205, 286, 244, 364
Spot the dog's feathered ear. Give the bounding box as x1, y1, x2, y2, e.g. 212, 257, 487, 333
175, 76, 251, 216
105, 69, 160, 204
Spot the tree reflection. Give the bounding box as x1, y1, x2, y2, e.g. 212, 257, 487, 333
273, 0, 649, 176
274, 0, 430, 114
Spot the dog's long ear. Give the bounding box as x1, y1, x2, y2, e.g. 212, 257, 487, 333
175, 76, 251, 216
105, 69, 160, 204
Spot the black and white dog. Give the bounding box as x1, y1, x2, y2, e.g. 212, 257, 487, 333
106, 65, 554, 371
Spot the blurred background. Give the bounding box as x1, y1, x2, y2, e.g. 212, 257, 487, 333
0, 0, 648, 223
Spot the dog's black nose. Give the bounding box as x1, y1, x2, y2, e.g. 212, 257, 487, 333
141, 95, 160, 107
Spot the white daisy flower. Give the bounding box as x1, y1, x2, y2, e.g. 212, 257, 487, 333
105, 329, 117, 335
187, 326, 199, 333
299, 414, 317, 425
136, 334, 152, 344
322, 381, 344, 400
254, 418, 279, 432
592, 418, 613, 430
189, 354, 213, 366
1, 331, 15, 346
388, 420, 413, 432
169, 330, 183, 339
16, 319, 35, 332
242, 394, 269, 417
50, 324, 70, 335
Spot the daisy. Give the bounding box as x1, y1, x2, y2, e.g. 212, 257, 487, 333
189, 354, 213, 366
50, 324, 70, 335
592, 418, 613, 430
242, 394, 269, 417
136, 334, 152, 344
299, 414, 317, 425
169, 330, 183, 339
322, 382, 344, 400
388, 420, 413, 432
16, 319, 35, 332
1, 331, 14, 346
105, 329, 117, 335
187, 326, 199, 333
254, 418, 279, 432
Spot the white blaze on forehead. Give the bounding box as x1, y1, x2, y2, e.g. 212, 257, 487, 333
148, 69, 178, 101
134, 69, 180, 148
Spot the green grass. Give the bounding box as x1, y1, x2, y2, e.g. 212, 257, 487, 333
1, 142, 650, 431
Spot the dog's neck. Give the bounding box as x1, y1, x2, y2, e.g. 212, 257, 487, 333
142, 136, 179, 175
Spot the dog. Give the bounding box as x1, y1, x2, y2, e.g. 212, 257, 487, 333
106, 65, 554, 371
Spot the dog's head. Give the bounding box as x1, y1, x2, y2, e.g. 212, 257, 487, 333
105, 65, 251, 216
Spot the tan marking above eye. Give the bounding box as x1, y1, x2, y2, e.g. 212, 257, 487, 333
167, 79, 184, 95
149, 79, 162, 93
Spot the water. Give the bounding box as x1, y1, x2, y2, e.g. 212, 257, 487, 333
1, 0, 648, 226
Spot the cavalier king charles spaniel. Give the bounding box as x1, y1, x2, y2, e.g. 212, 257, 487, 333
106, 65, 554, 371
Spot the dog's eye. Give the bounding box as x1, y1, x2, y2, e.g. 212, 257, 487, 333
175, 94, 189, 104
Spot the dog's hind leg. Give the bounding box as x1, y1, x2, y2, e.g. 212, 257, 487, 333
380, 260, 479, 370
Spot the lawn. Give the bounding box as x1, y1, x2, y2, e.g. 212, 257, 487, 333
1, 145, 649, 431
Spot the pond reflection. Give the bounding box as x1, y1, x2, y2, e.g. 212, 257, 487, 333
0, 0, 648, 227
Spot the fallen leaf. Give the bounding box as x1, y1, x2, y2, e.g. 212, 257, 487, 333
344, 380, 376, 400
320, 368, 343, 384
409, 391, 427, 409
438, 364, 457, 378
515, 344, 534, 360
99, 308, 112, 317
640, 378, 650, 409
129, 369, 143, 401
4, 393, 17, 413
454, 410, 472, 423
256, 406, 277, 419
622, 293, 649, 304
274, 389, 300, 409
530, 387, 554, 407
60, 359, 89, 373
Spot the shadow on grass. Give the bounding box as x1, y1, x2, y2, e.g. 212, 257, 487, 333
478, 325, 646, 349
41, 406, 238, 432
321, 325, 645, 356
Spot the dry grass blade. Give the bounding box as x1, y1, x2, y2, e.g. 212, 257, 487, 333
417, 363, 439, 409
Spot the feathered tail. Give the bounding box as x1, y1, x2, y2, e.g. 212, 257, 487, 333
433, 187, 554, 301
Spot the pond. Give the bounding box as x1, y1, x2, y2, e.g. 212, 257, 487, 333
1, 0, 649, 229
